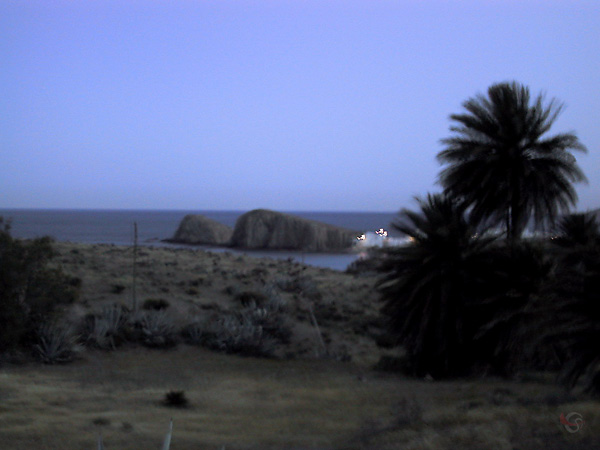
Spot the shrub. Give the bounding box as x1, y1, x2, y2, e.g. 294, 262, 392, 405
110, 284, 126, 294
234, 290, 268, 307
163, 390, 189, 408
92, 417, 111, 426
135, 310, 177, 348
182, 318, 214, 346
184, 285, 291, 357
184, 312, 275, 357
34, 321, 79, 364
274, 275, 321, 299
223, 284, 241, 296
244, 296, 292, 345
142, 298, 170, 311
0, 217, 79, 354
68, 276, 82, 288
262, 283, 287, 311
217, 314, 274, 357
84, 304, 130, 350
346, 250, 383, 275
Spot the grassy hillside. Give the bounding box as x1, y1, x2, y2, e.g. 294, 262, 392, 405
1, 242, 598, 449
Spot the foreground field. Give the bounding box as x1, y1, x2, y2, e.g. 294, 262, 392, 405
1, 346, 599, 450
1, 242, 599, 449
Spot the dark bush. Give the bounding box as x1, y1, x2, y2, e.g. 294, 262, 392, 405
223, 284, 241, 296
0, 218, 79, 354
134, 310, 177, 348
82, 304, 130, 350
163, 390, 189, 408
68, 276, 82, 288
110, 284, 126, 294
183, 309, 281, 358
34, 321, 79, 364
234, 290, 268, 307
531, 213, 600, 394
275, 275, 321, 300
142, 298, 170, 311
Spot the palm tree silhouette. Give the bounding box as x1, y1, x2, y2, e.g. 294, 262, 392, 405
543, 212, 600, 393
377, 194, 497, 377
437, 81, 587, 244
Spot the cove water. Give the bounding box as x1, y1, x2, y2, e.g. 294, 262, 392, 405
0, 209, 400, 271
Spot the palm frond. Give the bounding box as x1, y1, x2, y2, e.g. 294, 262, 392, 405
437, 81, 587, 242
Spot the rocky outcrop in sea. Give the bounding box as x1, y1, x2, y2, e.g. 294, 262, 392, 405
168, 214, 233, 245
230, 209, 357, 251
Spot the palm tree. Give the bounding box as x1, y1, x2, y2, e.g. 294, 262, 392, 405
536, 212, 600, 393
437, 81, 587, 244
377, 194, 497, 377
554, 212, 600, 248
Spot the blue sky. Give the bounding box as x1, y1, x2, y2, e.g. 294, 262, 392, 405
1, 0, 598, 211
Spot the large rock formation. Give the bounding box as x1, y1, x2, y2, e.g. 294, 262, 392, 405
230, 209, 357, 251
168, 214, 232, 245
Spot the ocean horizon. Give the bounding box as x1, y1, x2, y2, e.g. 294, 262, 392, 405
0, 208, 401, 271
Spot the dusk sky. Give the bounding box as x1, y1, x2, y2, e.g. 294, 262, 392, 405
1, 0, 599, 212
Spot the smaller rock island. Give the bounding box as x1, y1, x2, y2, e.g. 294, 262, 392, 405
167, 214, 233, 245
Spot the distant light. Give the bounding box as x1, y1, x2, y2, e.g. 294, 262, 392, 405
357, 234, 366, 241
375, 228, 388, 237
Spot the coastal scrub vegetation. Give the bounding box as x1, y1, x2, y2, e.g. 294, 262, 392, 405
377, 81, 599, 394
0, 217, 79, 358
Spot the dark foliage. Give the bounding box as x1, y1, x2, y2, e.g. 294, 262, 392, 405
533, 213, 600, 394
110, 284, 126, 294
163, 390, 189, 408
134, 310, 178, 348
470, 242, 553, 374
82, 304, 131, 350
0, 218, 78, 354
438, 81, 587, 243
234, 290, 268, 307
376, 195, 561, 378
142, 298, 170, 311
377, 194, 499, 377
34, 321, 79, 364
554, 212, 600, 249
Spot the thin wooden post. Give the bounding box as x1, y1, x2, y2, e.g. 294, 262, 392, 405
308, 303, 327, 357
132, 221, 138, 312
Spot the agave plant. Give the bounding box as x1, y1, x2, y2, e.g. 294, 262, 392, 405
35, 321, 79, 364
86, 304, 129, 350
97, 419, 172, 450
137, 309, 177, 348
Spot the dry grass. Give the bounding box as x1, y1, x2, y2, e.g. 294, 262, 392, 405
2, 346, 599, 449
51, 242, 382, 364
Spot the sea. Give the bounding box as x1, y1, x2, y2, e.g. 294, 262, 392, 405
0, 209, 401, 271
